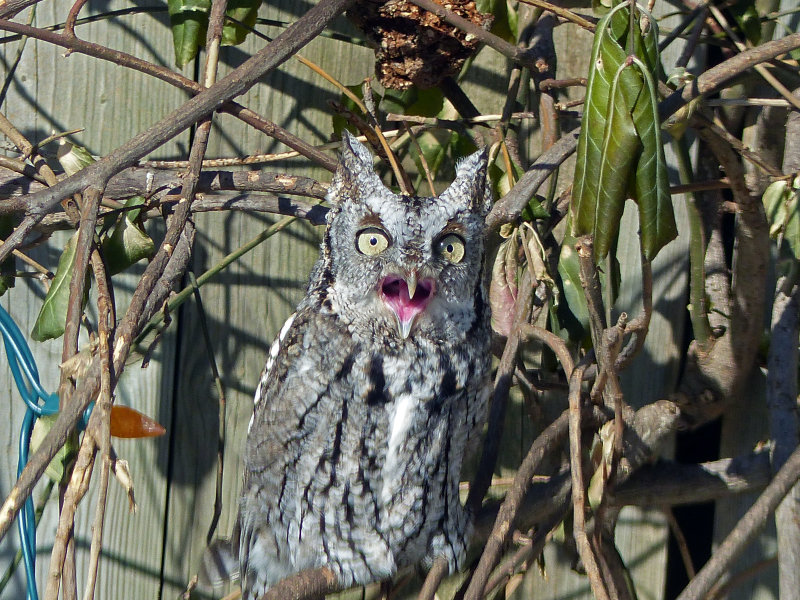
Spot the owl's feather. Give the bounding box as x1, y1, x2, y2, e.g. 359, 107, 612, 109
235, 133, 492, 599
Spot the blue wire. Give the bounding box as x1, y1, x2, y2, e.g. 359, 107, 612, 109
0, 308, 58, 416
1, 305, 60, 600
18, 408, 38, 600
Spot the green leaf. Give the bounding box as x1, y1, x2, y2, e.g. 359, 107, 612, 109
591, 60, 641, 258
31, 414, 79, 483
168, 0, 210, 68
331, 84, 364, 140
571, 2, 676, 260
629, 57, 677, 259
729, 0, 761, 46
168, 0, 261, 67
490, 156, 524, 199
221, 0, 261, 47
521, 196, 550, 221
414, 130, 451, 182
56, 141, 95, 176
557, 230, 590, 339
763, 177, 800, 261
406, 87, 446, 117
380, 87, 419, 116
476, 0, 517, 43
101, 196, 156, 275
32, 233, 84, 341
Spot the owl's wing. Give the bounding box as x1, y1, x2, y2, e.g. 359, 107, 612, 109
244, 306, 356, 475
238, 306, 358, 595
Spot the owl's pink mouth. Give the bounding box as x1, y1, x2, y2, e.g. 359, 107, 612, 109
380, 275, 435, 339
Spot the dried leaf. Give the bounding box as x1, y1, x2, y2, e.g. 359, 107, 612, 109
60, 339, 97, 380
588, 420, 616, 509
112, 457, 138, 513
490, 235, 519, 337
56, 141, 95, 176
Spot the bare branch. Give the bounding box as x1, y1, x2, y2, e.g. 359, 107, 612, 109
0, 0, 353, 264
676, 444, 800, 600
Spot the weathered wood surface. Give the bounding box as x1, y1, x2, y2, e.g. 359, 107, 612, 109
0, 1, 752, 599
0, 1, 188, 598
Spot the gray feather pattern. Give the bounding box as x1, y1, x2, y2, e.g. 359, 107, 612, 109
237, 133, 492, 598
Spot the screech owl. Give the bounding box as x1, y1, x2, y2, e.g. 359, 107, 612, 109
235, 132, 492, 598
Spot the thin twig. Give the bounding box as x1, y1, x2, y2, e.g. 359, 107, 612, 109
82, 250, 114, 600
568, 359, 609, 600
676, 443, 800, 600
664, 508, 697, 579
462, 409, 572, 600
407, 0, 535, 70
0, 361, 100, 542
0, 238, 53, 276
417, 560, 448, 600
44, 428, 98, 600
0, 19, 338, 171
515, 0, 596, 30
0, 0, 354, 264
707, 4, 800, 111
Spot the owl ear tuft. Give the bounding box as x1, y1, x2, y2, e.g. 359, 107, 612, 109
441, 147, 492, 216
327, 131, 384, 206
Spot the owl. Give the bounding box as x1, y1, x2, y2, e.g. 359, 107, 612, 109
234, 133, 492, 598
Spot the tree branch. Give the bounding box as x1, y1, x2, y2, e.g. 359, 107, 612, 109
0, 0, 353, 264
676, 443, 800, 600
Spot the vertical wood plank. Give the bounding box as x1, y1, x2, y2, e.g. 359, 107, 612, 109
0, 0, 188, 596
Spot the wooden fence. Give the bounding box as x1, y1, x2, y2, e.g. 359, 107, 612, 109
0, 0, 789, 598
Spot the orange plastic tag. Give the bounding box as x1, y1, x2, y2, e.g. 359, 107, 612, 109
109, 405, 166, 438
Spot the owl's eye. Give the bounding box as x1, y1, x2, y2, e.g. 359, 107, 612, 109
356, 227, 390, 256
436, 233, 466, 264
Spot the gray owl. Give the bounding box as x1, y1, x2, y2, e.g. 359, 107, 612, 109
234, 133, 492, 598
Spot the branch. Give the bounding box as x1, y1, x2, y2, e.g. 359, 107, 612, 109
568, 359, 610, 600
676, 443, 800, 600
661, 33, 800, 120
463, 410, 571, 600
0, 363, 100, 542
613, 449, 772, 507
81, 249, 114, 600
258, 566, 338, 600
0, 0, 354, 264
767, 281, 800, 599
487, 33, 800, 231
0, 19, 338, 171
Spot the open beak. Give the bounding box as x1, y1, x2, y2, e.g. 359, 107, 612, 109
379, 272, 435, 339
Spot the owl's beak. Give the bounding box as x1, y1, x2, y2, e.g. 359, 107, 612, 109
380, 274, 435, 339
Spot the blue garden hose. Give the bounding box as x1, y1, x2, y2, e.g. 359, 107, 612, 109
1, 304, 59, 600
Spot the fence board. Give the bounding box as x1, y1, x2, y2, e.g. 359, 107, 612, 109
0, 0, 188, 597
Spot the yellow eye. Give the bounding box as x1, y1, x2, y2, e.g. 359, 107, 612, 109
437, 233, 465, 263
356, 227, 390, 256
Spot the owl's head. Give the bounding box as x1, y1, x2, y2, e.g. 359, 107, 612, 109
310, 132, 491, 341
